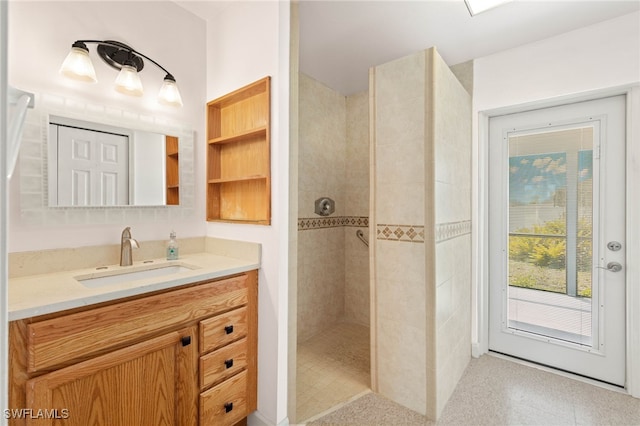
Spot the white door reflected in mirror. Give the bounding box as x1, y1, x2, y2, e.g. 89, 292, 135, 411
48, 116, 174, 207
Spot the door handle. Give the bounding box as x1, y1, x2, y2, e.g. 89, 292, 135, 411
598, 261, 623, 272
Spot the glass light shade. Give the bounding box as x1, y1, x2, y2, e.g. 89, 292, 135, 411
59, 47, 97, 83
158, 78, 183, 107
114, 65, 144, 96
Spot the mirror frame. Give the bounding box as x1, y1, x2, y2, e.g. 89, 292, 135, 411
18, 92, 196, 225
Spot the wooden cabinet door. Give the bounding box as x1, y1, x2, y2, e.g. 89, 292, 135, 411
25, 329, 198, 426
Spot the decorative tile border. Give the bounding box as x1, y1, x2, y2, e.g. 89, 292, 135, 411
298, 216, 369, 231
301, 218, 470, 242
436, 220, 472, 243
376, 224, 425, 243
375, 220, 471, 244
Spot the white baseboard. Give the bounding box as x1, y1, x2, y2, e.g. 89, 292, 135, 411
471, 342, 483, 358
248, 411, 288, 426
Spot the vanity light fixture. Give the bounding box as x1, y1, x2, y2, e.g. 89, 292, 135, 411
59, 40, 183, 107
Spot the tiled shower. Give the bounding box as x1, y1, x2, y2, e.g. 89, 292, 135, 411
296, 47, 473, 422
296, 73, 371, 421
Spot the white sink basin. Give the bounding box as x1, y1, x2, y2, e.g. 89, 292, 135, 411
76, 264, 196, 288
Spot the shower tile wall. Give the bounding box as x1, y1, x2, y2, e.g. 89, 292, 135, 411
298, 73, 346, 341
345, 91, 370, 327
298, 73, 370, 341
372, 51, 428, 415
371, 47, 471, 420
432, 54, 472, 417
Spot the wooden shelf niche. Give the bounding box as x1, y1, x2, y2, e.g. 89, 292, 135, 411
206, 77, 271, 224
165, 135, 180, 205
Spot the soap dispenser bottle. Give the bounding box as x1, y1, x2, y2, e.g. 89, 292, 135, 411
167, 231, 179, 260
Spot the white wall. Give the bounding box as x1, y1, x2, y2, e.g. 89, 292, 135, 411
472, 11, 640, 351
133, 130, 165, 206
7, 1, 207, 251
204, 2, 290, 425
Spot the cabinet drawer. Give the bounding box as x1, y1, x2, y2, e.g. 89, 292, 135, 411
200, 338, 248, 390
200, 306, 248, 354
27, 274, 248, 372
200, 369, 247, 426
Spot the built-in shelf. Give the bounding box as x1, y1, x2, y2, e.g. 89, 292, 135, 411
206, 77, 271, 224
208, 175, 268, 184
165, 135, 179, 205
208, 127, 267, 145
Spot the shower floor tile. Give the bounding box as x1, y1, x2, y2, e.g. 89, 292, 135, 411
296, 322, 370, 422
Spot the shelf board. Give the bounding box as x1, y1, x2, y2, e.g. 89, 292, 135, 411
208, 175, 268, 184
207, 218, 270, 225
208, 127, 267, 145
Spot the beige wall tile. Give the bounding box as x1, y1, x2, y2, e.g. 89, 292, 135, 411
297, 227, 346, 341
375, 239, 425, 283
374, 51, 426, 106
298, 73, 346, 218
298, 73, 370, 341
376, 139, 425, 185
375, 97, 425, 148
346, 90, 370, 218
376, 318, 427, 415
344, 226, 370, 326
431, 50, 472, 420
375, 182, 425, 226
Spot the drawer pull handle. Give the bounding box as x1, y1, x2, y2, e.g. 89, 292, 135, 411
224, 359, 234, 369
224, 402, 233, 413
224, 325, 234, 334
181, 336, 191, 347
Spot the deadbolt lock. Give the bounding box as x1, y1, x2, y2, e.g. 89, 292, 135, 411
607, 241, 622, 251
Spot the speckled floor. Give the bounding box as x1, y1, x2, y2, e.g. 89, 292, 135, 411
296, 322, 371, 422
308, 354, 640, 425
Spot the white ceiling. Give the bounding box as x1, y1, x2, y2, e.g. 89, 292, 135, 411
299, 0, 640, 95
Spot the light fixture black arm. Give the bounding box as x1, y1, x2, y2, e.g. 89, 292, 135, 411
73, 39, 176, 81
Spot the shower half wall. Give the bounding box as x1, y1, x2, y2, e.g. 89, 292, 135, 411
297, 73, 370, 341
370, 47, 472, 420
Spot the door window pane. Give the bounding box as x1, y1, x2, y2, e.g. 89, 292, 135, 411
577, 150, 593, 298
509, 152, 567, 294
507, 127, 594, 346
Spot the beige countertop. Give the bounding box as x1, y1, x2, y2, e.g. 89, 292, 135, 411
9, 238, 260, 321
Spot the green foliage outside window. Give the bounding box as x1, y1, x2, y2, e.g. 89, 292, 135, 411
509, 217, 591, 271
509, 216, 592, 297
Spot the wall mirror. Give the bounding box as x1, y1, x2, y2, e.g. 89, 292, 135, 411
18, 92, 195, 225
48, 115, 179, 207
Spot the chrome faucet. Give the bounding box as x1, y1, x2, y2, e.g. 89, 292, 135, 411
120, 227, 139, 266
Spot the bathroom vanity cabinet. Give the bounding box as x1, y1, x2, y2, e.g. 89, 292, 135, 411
206, 76, 271, 225
8, 270, 258, 426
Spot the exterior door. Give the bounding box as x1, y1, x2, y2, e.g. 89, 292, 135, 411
53, 125, 129, 206
488, 95, 626, 386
